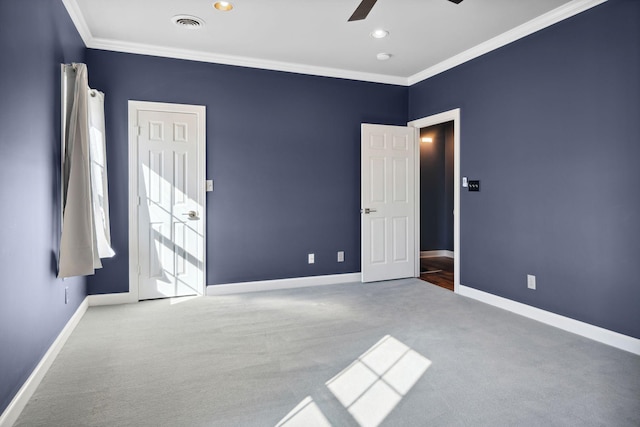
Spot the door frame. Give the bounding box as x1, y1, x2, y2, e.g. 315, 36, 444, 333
128, 100, 207, 302
408, 108, 460, 293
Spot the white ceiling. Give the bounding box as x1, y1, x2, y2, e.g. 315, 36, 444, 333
63, 0, 606, 85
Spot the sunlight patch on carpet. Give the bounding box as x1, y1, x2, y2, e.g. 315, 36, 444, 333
276, 396, 331, 427
277, 335, 431, 427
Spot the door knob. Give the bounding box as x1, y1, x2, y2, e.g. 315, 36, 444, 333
362, 208, 377, 214
182, 210, 199, 220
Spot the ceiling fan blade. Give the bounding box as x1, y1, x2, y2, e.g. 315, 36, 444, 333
348, 0, 378, 22
448, 0, 464, 3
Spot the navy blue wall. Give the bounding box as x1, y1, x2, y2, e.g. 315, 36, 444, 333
420, 122, 454, 252
409, 0, 640, 339
84, 50, 408, 293
0, 0, 87, 415
1, 0, 638, 416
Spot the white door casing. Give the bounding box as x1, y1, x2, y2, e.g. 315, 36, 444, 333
128, 101, 206, 300
408, 108, 461, 293
361, 124, 417, 283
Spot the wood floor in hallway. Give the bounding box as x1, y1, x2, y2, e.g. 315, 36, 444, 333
419, 256, 454, 291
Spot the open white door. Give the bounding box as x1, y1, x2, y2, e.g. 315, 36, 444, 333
361, 123, 417, 283
129, 101, 206, 300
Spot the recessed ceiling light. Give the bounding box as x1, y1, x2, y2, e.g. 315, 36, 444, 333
214, 1, 233, 11
376, 53, 391, 61
371, 29, 389, 39
172, 15, 205, 29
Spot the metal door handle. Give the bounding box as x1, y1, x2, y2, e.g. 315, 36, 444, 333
362, 208, 377, 214
182, 210, 199, 220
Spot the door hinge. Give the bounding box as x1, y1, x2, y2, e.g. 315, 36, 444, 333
137, 265, 141, 275
136, 126, 142, 136
138, 196, 141, 206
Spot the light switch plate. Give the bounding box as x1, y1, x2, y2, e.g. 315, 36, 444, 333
206, 180, 213, 192
468, 180, 480, 192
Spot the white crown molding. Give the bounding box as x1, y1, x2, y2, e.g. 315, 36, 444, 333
87, 38, 408, 86
63, 0, 606, 87
61, 0, 92, 45
407, 0, 608, 86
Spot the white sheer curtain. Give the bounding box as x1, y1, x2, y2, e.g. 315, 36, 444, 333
88, 89, 115, 260
58, 63, 114, 278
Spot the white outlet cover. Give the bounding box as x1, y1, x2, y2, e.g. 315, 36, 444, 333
527, 274, 536, 290
308, 254, 315, 264
337, 251, 344, 262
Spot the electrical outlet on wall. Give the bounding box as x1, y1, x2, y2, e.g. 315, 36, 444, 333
527, 274, 536, 290
308, 253, 315, 264
337, 251, 344, 262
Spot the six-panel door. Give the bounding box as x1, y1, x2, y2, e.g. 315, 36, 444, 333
361, 124, 416, 283
137, 110, 202, 300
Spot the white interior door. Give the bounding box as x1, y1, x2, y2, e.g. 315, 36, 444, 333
130, 102, 206, 300
361, 124, 417, 283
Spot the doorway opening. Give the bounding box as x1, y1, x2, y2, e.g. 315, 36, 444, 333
419, 121, 454, 291
408, 109, 460, 293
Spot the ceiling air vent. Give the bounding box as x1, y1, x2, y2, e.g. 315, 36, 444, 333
172, 15, 205, 29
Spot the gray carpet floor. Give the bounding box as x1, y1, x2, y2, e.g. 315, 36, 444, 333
15, 278, 640, 426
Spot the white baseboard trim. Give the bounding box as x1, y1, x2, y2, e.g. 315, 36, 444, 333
457, 285, 640, 356
0, 297, 89, 427
420, 250, 454, 259
87, 292, 135, 306
207, 272, 362, 296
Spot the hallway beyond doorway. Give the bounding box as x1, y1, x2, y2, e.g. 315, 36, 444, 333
419, 256, 453, 291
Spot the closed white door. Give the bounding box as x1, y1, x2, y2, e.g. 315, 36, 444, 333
361, 124, 417, 283
131, 102, 206, 300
